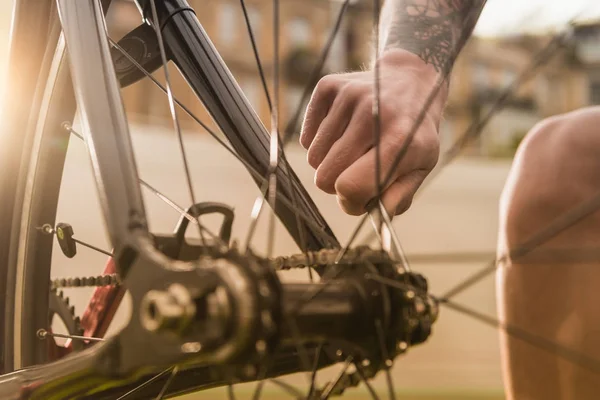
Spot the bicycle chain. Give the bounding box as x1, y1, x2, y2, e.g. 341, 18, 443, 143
50, 273, 121, 289
50, 246, 390, 289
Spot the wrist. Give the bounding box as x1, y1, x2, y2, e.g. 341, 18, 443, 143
377, 49, 449, 115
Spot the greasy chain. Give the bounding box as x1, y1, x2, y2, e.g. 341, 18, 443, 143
50, 247, 391, 289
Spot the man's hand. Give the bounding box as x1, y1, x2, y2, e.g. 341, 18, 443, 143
300, 49, 447, 216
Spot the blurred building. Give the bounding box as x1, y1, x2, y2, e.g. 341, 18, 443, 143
108, 0, 349, 134
107, 1, 600, 157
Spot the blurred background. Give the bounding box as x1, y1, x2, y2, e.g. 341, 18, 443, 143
2, 0, 600, 399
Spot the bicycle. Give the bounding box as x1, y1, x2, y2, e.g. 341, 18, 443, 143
0, 0, 592, 399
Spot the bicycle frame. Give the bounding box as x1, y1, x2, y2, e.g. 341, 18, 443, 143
0, 0, 341, 397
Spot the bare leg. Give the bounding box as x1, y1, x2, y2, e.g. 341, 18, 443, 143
497, 107, 600, 400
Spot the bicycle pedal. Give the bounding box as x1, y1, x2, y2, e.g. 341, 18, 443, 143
111, 23, 166, 88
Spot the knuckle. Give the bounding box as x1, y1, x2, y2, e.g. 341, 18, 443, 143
314, 169, 335, 194
335, 174, 366, 204
315, 75, 338, 96
306, 147, 322, 169
340, 82, 364, 101
337, 195, 364, 216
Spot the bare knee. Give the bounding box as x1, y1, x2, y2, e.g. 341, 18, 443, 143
497, 107, 600, 399
500, 106, 600, 252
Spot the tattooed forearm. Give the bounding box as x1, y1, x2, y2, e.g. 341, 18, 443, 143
379, 0, 486, 74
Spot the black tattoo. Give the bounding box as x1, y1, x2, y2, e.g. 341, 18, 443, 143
380, 0, 486, 74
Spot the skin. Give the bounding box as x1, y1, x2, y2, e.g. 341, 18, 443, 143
301, 1, 600, 398
300, 0, 485, 216
498, 107, 600, 399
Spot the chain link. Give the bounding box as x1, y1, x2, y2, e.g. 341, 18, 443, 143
51, 273, 121, 289
270, 246, 390, 270
50, 247, 390, 289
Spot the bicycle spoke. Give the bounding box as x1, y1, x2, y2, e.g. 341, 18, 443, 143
149, 0, 206, 247
270, 378, 303, 399
264, 0, 282, 258
307, 342, 323, 398
284, 314, 316, 385
372, 0, 383, 245
320, 356, 353, 400
116, 368, 173, 400
155, 365, 179, 399
441, 189, 600, 300
374, 319, 396, 400
362, 21, 572, 247
64, 124, 225, 246
440, 260, 496, 300
240, 0, 272, 112
289, 267, 346, 316
282, 0, 351, 144
243, 0, 315, 258
442, 299, 600, 375
108, 38, 339, 248
365, 273, 427, 297
251, 352, 276, 400
335, 213, 369, 264
39, 223, 113, 257
368, 270, 600, 375
37, 329, 104, 343
355, 363, 381, 400
108, 39, 231, 151
377, 201, 410, 272
251, 379, 266, 400
240, 0, 311, 258
443, 25, 572, 164
227, 384, 236, 400
244, 187, 268, 252
403, 247, 600, 265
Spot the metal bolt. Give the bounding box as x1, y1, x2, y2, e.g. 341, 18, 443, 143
181, 342, 202, 353
405, 290, 415, 300
428, 297, 440, 322
361, 359, 371, 367
40, 224, 54, 235
255, 340, 267, 353
140, 284, 196, 334
385, 359, 393, 368
336, 349, 343, 357
397, 341, 408, 351
414, 297, 426, 314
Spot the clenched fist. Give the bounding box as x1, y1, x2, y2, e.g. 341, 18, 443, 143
300, 49, 447, 216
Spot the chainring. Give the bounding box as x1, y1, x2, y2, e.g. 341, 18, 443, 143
48, 289, 85, 356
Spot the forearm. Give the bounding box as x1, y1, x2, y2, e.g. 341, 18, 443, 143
379, 0, 486, 75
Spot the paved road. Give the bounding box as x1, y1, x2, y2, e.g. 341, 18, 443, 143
51, 124, 512, 395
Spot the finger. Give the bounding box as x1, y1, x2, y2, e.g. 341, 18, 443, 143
334, 120, 431, 213
299, 76, 339, 149
337, 170, 427, 216
314, 110, 371, 194
380, 170, 428, 215
306, 94, 356, 169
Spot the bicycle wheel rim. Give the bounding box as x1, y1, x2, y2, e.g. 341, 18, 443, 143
1, 1, 77, 372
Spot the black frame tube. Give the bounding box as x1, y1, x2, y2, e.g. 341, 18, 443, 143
136, 0, 339, 252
